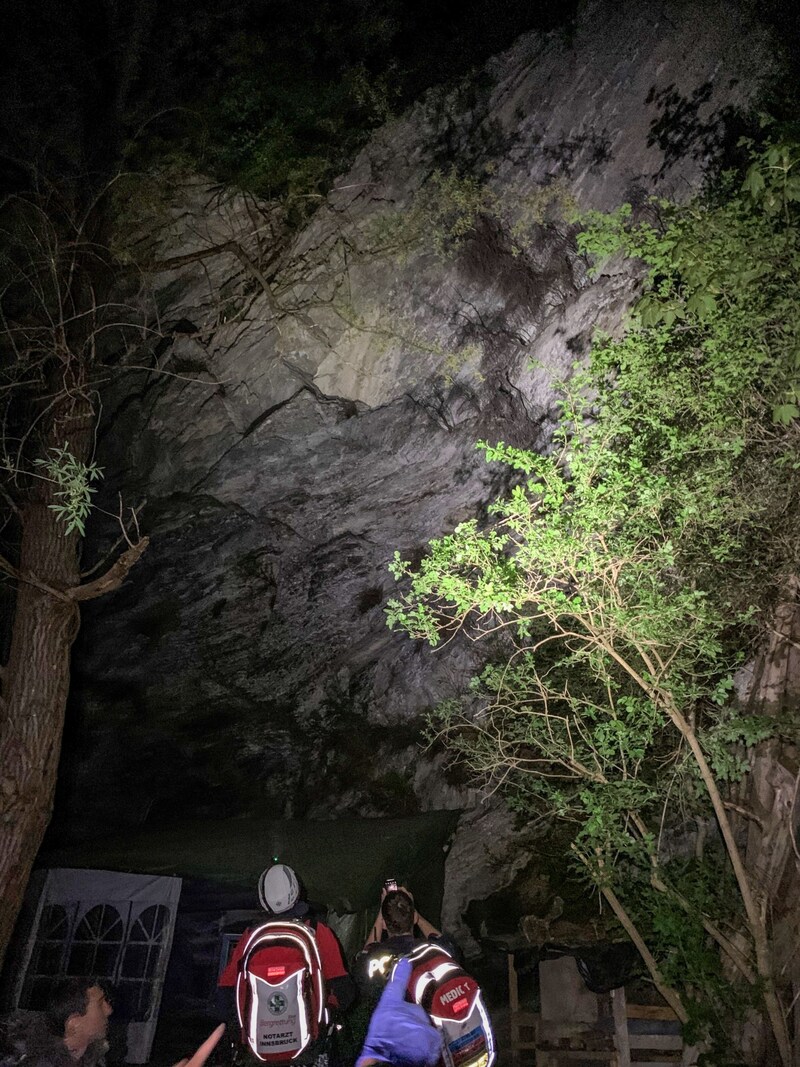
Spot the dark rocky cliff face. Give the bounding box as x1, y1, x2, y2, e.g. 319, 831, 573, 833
59, 0, 779, 951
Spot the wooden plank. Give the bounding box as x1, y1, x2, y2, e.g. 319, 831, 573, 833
514, 1019, 538, 1049
534, 1051, 617, 1061
629, 1036, 683, 1052
509, 952, 520, 1014
625, 1004, 679, 1021
514, 1012, 539, 1024
508, 951, 521, 1067
539, 1020, 599, 1040
612, 987, 631, 1067
630, 1060, 681, 1065
629, 1061, 680, 1067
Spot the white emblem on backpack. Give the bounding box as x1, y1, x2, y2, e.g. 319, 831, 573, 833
268, 993, 287, 1015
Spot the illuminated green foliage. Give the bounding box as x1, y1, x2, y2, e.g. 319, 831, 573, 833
33, 445, 103, 536
387, 138, 800, 1055
373, 169, 577, 260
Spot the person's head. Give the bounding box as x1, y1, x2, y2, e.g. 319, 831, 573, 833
47, 978, 112, 1048
258, 863, 308, 918
381, 890, 415, 937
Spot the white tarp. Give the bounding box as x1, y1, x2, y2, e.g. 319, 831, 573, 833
43, 867, 182, 907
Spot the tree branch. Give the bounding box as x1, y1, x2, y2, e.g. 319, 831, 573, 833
722, 801, 765, 829
572, 845, 688, 1025
69, 537, 149, 601
80, 499, 145, 578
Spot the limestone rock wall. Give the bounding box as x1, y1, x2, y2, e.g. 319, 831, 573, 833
67, 0, 778, 952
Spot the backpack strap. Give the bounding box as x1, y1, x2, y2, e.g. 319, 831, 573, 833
405, 942, 460, 1009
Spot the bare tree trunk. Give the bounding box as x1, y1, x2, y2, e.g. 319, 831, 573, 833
660, 695, 793, 1067
596, 626, 792, 1065
0, 375, 93, 971
0, 187, 155, 969
735, 579, 800, 1067
0, 499, 82, 972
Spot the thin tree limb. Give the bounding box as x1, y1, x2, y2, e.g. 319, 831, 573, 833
69, 537, 149, 601
572, 844, 688, 1025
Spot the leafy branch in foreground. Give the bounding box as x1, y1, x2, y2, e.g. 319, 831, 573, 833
387, 138, 800, 1064
32, 445, 103, 536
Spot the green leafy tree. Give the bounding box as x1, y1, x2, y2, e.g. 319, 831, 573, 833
387, 138, 800, 1064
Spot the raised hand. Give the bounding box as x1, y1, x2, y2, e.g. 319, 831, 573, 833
357, 958, 442, 1067
172, 1023, 226, 1067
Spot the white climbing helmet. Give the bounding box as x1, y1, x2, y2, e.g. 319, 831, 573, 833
258, 863, 300, 914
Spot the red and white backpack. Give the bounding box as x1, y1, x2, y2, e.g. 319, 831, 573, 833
405, 943, 496, 1067
235, 920, 329, 1063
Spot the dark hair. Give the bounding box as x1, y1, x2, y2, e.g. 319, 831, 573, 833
381, 891, 414, 937
45, 978, 95, 1036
